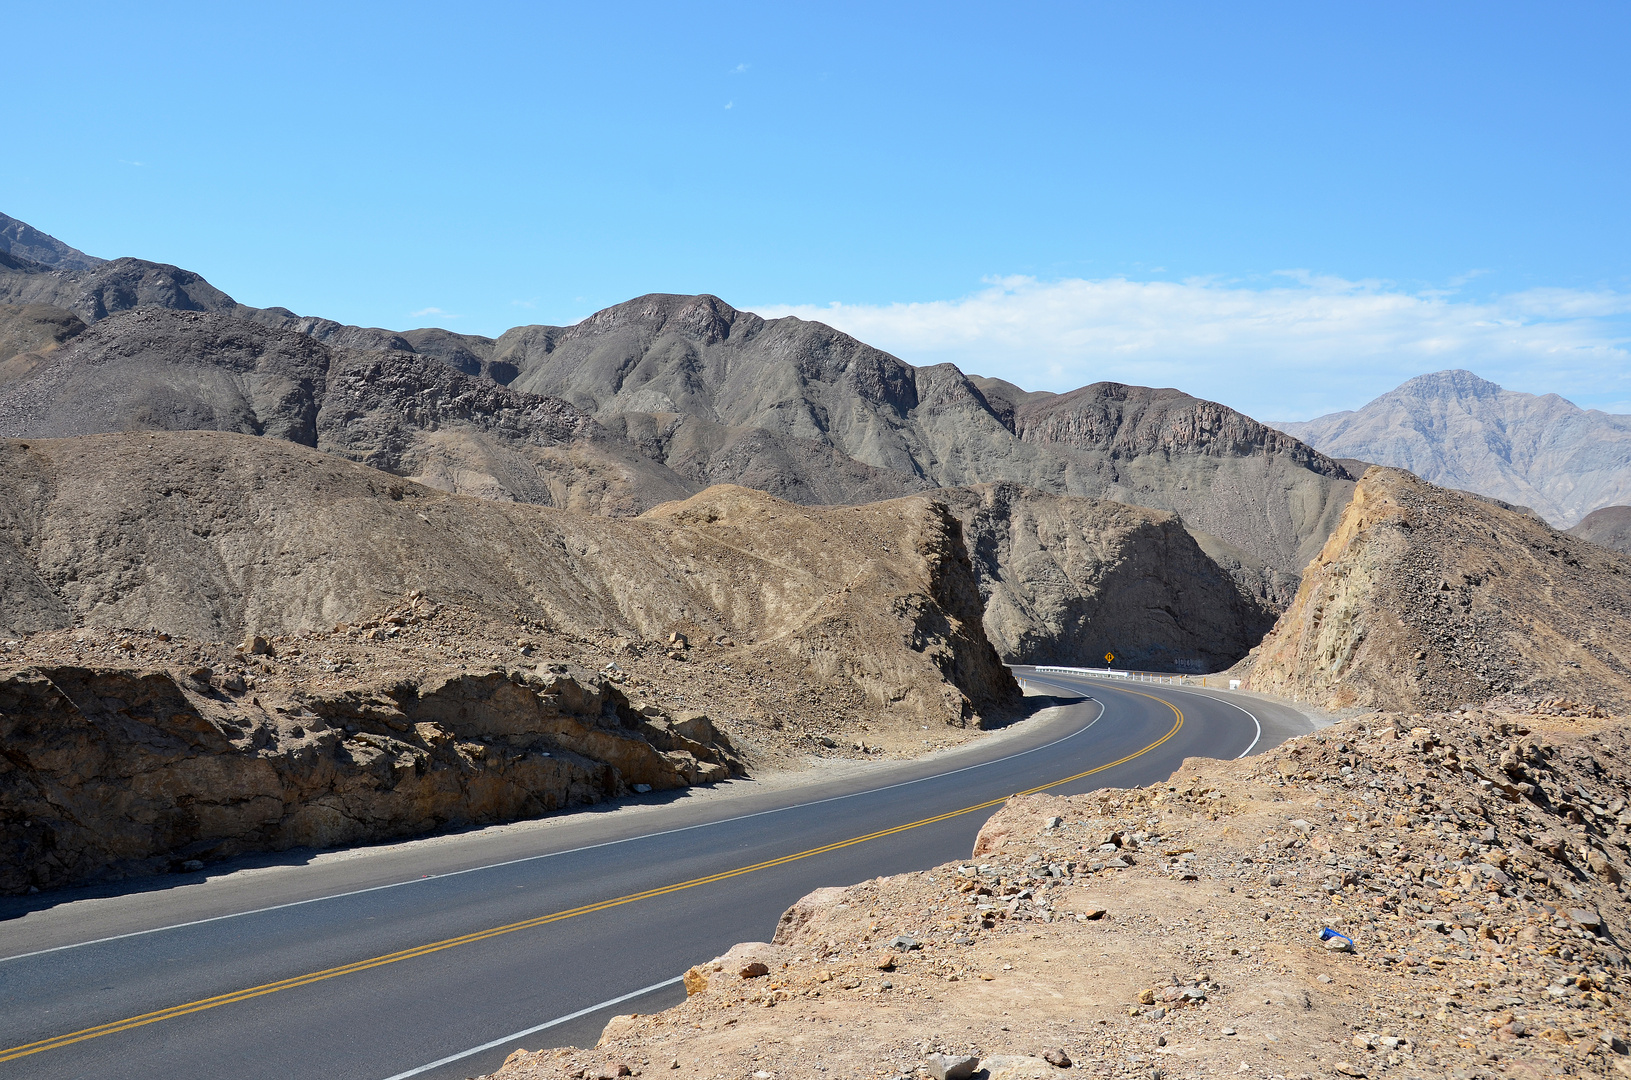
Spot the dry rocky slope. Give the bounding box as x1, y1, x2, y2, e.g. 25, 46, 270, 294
0, 302, 1282, 669
0, 428, 1274, 678
468, 293, 1354, 593
0, 432, 1015, 727
489, 704, 1631, 1080
1572, 507, 1631, 557
1278, 370, 1631, 529
1239, 468, 1631, 715
0, 211, 1355, 601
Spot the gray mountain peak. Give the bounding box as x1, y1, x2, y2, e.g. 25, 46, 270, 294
1277, 369, 1631, 527
0, 212, 107, 271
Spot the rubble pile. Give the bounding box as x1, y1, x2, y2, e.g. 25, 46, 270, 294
487, 706, 1631, 1080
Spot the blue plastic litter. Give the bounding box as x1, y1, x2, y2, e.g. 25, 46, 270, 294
1320, 927, 1354, 946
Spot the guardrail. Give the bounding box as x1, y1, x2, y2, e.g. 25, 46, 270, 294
1028, 665, 1242, 690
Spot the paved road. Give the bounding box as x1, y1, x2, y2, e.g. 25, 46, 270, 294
0, 671, 1313, 1080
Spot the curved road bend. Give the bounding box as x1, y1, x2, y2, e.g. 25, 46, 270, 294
0, 671, 1313, 1080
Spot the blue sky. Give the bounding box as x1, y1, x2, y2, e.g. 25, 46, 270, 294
5, 1, 1628, 419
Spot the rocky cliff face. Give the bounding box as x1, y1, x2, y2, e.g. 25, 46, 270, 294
1277, 370, 1631, 528
940, 483, 1278, 671
1242, 467, 1631, 712
0, 656, 740, 895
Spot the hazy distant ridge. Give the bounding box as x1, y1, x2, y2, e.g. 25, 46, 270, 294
1276, 369, 1631, 527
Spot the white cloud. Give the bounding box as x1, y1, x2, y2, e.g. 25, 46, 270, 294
410, 306, 446, 318
753, 275, 1631, 421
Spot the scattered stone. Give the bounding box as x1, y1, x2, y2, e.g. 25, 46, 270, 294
924, 1053, 980, 1080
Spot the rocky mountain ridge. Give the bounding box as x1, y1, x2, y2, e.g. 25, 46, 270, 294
0, 211, 105, 271
0, 212, 1354, 595
1277, 369, 1631, 528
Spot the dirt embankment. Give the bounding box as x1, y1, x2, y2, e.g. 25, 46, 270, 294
1240, 467, 1631, 713
491, 703, 1631, 1080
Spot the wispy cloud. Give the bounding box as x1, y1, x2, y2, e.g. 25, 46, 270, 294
729, 63, 749, 74
754, 276, 1631, 421
410, 306, 450, 318
118, 159, 145, 167
724, 100, 733, 110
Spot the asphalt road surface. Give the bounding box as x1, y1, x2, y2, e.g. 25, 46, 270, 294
0, 670, 1315, 1080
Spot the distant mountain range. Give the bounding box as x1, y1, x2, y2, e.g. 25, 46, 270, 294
1275, 369, 1631, 528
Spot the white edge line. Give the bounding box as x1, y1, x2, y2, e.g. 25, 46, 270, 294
378, 976, 685, 1080
1, 693, 1107, 966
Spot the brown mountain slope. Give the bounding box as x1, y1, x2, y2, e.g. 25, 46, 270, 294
1242, 467, 1631, 712
0, 217, 1353, 594
1569, 505, 1631, 555
0, 302, 85, 388
0, 431, 1016, 726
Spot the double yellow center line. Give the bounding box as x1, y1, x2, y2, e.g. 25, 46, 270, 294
1, 689, 1180, 1065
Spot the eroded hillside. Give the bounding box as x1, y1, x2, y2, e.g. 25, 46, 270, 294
1241, 468, 1631, 712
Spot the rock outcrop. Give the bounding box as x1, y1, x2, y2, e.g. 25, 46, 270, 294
0, 655, 740, 894
1242, 467, 1631, 712
941, 483, 1279, 671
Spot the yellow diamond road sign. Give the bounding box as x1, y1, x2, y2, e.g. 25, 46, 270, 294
1104, 652, 1115, 664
